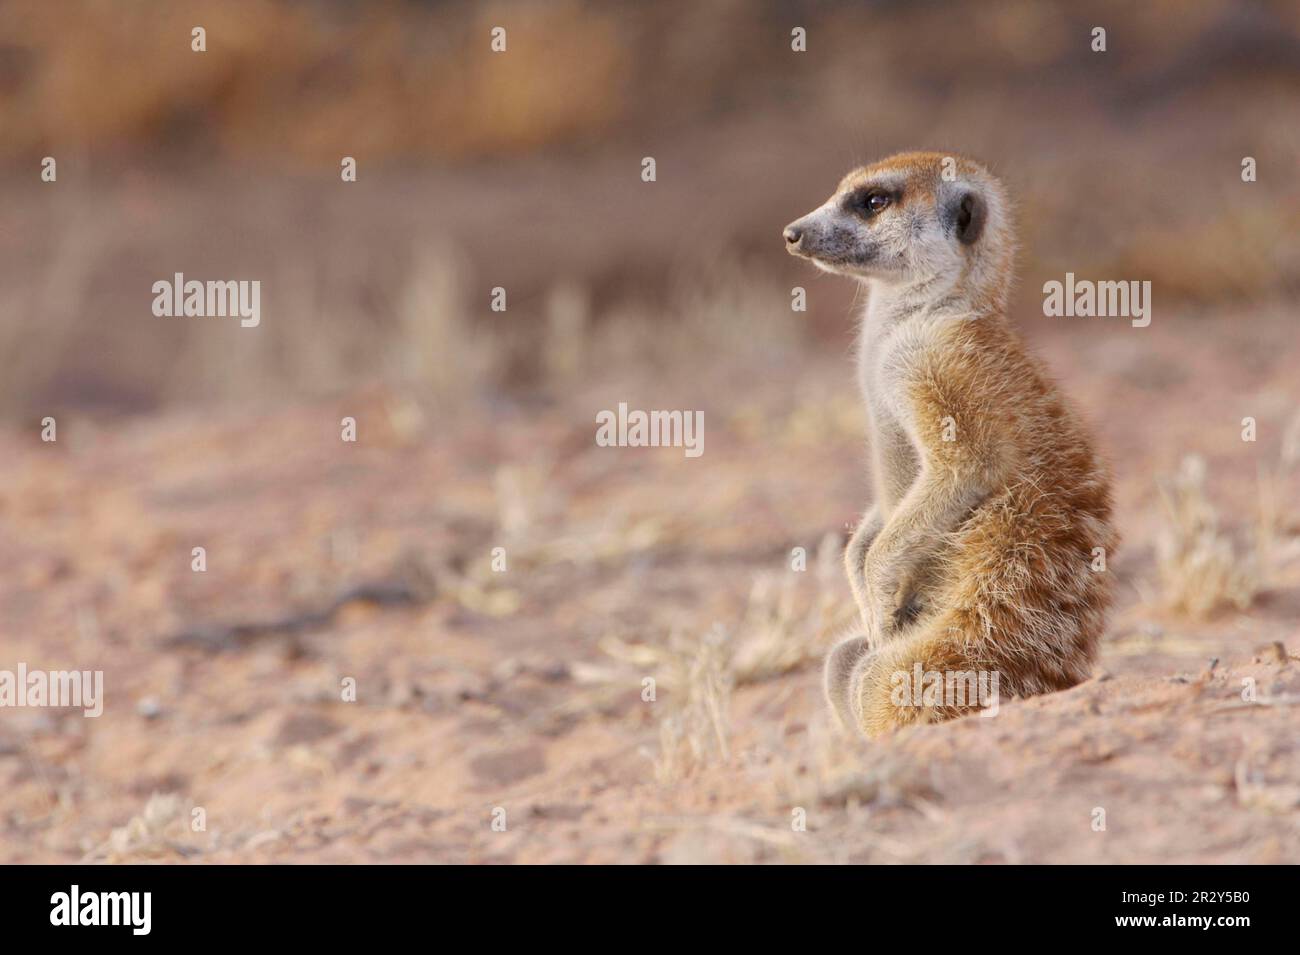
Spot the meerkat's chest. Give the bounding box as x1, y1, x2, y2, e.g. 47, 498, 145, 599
856, 321, 924, 507
856, 325, 910, 424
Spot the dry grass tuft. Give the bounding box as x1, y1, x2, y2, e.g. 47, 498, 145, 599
393, 245, 499, 404
85, 793, 190, 862
644, 625, 733, 784
1155, 455, 1259, 618
731, 532, 854, 683
569, 257, 806, 386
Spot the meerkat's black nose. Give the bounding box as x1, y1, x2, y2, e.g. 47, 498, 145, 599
784, 225, 803, 248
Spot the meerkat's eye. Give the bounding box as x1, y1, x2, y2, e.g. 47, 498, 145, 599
851, 190, 891, 217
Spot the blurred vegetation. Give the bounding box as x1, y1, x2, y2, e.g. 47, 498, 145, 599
0, 0, 1298, 417
2, 0, 1296, 165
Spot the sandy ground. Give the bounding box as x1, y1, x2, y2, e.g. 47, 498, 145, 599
1, 294, 1297, 865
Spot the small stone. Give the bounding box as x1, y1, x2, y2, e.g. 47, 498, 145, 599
137, 697, 163, 720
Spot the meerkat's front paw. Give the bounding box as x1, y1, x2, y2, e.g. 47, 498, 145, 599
862, 573, 904, 642
892, 593, 924, 630
844, 509, 882, 626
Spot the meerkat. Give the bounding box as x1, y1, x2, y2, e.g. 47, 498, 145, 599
783, 151, 1116, 736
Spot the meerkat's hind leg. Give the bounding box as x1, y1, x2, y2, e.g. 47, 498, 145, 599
849, 617, 984, 737
823, 635, 875, 734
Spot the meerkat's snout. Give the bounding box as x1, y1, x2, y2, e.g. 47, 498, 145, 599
782, 207, 835, 252
782, 206, 869, 274
783, 216, 825, 258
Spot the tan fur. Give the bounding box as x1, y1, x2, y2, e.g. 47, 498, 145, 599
785, 152, 1116, 736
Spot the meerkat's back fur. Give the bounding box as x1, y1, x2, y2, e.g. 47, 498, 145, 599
785, 152, 1115, 736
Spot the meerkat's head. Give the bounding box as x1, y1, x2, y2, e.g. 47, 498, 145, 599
784, 152, 1012, 303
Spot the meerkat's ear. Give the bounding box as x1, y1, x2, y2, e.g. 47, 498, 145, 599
945, 189, 986, 246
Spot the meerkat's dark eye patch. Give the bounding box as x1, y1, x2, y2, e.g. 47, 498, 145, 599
846, 188, 894, 218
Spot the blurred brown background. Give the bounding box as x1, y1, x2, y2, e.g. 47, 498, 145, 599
2, 0, 1299, 864
1, 0, 1297, 417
